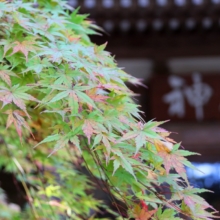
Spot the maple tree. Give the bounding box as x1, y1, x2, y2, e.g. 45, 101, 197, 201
0, 0, 219, 219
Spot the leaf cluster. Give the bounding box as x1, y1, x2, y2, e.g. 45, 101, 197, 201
0, 0, 218, 219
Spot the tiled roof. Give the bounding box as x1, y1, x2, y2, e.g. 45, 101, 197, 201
68, 0, 220, 33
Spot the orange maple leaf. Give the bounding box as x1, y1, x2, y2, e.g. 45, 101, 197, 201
133, 204, 157, 220
154, 139, 173, 153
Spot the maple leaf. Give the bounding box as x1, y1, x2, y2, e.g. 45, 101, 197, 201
11, 41, 37, 62
0, 2, 9, 18
119, 130, 148, 154
98, 83, 128, 93
47, 15, 70, 28
86, 88, 108, 103
119, 115, 130, 126
155, 140, 200, 178
140, 200, 148, 211
4, 39, 39, 62
48, 138, 69, 157
0, 85, 38, 118
192, 203, 219, 220
113, 149, 136, 179
24, 57, 53, 75
154, 139, 173, 153
82, 119, 97, 144
38, 43, 71, 64
135, 132, 146, 154
158, 150, 186, 176
13, 12, 37, 30
5, 109, 33, 140
133, 204, 157, 220
0, 66, 17, 86
63, 30, 80, 42
43, 84, 97, 111
180, 199, 219, 220
102, 135, 111, 157
0, 1, 218, 219
155, 207, 182, 220
173, 187, 217, 218
128, 76, 147, 88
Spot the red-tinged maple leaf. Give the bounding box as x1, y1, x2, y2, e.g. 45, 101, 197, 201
4, 39, 39, 62
62, 30, 81, 43
69, 91, 79, 114
128, 77, 148, 88
119, 131, 139, 142
82, 119, 97, 144
0, 88, 24, 110
177, 187, 216, 213
86, 88, 108, 110
86, 89, 108, 103
180, 198, 219, 220
0, 68, 17, 86
131, 153, 141, 159
0, 85, 38, 118
97, 83, 127, 92
119, 115, 130, 126
158, 151, 186, 176
133, 204, 157, 220
140, 200, 148, 211
11, 41, 38, 62
102, 135, 111, 157
192, 203, 219, 220
5, 109, 33, 140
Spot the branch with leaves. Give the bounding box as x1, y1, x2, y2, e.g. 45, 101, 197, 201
0, 0, 219, 219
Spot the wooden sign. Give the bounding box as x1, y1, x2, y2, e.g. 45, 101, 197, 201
149, 73, 220, 121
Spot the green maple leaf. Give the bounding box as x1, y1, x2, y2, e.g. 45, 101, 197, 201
119, 123, 161, 154
13, 12, 37, 31
112, 149, 136, 180
37, 43, 71, 63
42, 84, 97, 113
155, 207, 182, 220
24, 57, 53, 75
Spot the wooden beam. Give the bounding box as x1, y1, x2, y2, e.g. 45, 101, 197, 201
91, 32, 220, 59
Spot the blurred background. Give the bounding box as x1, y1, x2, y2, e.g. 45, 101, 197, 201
69, 0, 220, 212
